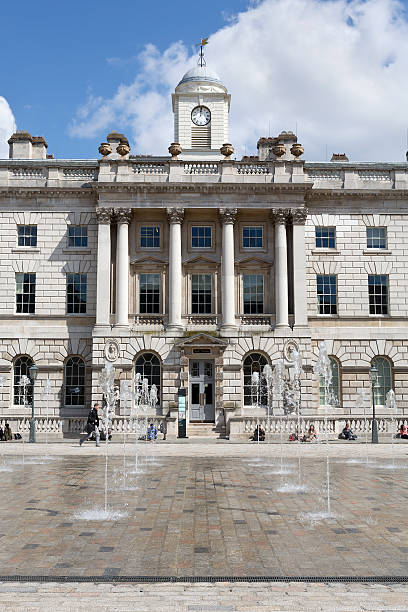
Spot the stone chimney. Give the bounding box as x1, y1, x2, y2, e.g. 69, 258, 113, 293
8, 132, 48, 159
257, 131, 301, 161
331, 153, 349, 162
31, 136, 48, 159
106, 132, 130, 158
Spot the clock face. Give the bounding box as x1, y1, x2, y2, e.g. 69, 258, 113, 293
191, 106, 211, 126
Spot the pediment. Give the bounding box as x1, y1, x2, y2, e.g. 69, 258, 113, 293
130, 255, 168, 267
183, 255, 219, 267
235, 256, 273, 268
177, 333, 228, 348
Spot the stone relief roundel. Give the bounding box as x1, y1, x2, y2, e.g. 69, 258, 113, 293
284, 340, 299, 362
105, 340, 120, 362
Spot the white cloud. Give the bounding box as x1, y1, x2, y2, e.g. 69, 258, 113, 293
69, 0, 408, 161
0, 97, 16, 159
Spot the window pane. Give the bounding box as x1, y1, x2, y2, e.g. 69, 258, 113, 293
368, 275, 388, 315
372, 357, 392, 406
68, 225, 88, 247
366, 227, 386, 249
67, 273, 87, 314
140, 226, 160, 248
243, 274, 264, 314
191, 274, 212, 314
65, 356, 85, 406
16, 273, 36, 314
191, 226, 212, 248
317, 274, 337, 314
17, 225, 37, 247
139, 273, 160, 313
13, 356, 34, 405
242, 226, 263, 248
315, 227, 335, 249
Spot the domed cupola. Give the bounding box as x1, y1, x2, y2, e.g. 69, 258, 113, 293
171, 40, 231, 161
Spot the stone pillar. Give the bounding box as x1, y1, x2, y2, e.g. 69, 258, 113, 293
292, 208, 308, 327
273, 209, 289, 328
219, 208, 237, 330
114, 208, 132, 327
167, 207, 184, 330
95, 208, 112, 328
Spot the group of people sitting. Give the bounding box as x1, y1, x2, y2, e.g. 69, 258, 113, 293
253, 422, 361, 443
0, 422, 13, 441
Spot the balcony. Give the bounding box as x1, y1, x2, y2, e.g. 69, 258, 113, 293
131, 314, 167, 327
183, 314, 219, 327
239, 314, 273, 327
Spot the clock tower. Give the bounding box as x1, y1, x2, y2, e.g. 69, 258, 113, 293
172, 61, 231, 161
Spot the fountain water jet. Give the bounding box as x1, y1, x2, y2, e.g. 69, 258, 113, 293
386, 389, 398, 468
99, 360, 118, 512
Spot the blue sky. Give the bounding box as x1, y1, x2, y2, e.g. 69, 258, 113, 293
2, 0, 408, 161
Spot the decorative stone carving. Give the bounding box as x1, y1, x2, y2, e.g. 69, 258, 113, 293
98, 142, 112, 157
272, 143, 286, 158
104, 340, 120, 362
95, 208, 112, 224
291, 207, 308, 225
284, 340, 299, 362
220, 143, 234, 159
290, 143, 304, 158
168, 142, 182, 160
272, 208, 288, 225
114, 208, 132, 224
219, 208, 237, 224
166, 207, 185, 224
117, 142, 130, 156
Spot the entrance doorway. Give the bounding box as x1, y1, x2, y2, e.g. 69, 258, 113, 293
189, 359, 215, 422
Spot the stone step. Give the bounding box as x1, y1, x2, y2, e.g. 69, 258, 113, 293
187, 424, 218, 437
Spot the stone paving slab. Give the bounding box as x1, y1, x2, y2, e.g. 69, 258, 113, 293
0, 581, 408, 611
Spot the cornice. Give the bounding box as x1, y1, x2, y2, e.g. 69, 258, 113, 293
93, 182, 313, 196
307, 189, 408, 201
0, 186, 96, 199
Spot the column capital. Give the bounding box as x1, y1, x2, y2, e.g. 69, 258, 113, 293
95, 207, 113, 224
271, 208, 289, 225
219, 207, 237, 225
291, 207, 308, 225
166, 207, 185, 224
114, 208, 132, 224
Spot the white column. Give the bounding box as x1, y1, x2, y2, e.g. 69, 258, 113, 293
274, 209, 289, 327
167, 207, 184, 330
219, 208, 237, 329
95, 208, 112, 328
115, 208, 131, 327
292, 207, 308, 327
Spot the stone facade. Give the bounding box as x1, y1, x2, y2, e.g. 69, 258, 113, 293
1, 63, 408, 439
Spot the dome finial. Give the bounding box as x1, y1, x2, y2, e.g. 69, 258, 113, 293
196, 37, 208, 67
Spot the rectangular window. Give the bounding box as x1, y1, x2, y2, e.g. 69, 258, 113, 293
16, 273, 36, 314
17, 225, 37, 247
317, 274, 337, 314
315, 226, 335, 249
139, 273, 160, 314
368, 274, 388, 315
140, 226, 160, 248
242, 226, 263, 248
366, 227, 386, 249
191, 274, 212, 314
68, 225, 88, 247
191, 226, 212, 248
67, 273, 87, 314
243, 274, 264, 314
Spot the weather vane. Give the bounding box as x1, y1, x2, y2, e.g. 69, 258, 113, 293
196, 37, 208, 67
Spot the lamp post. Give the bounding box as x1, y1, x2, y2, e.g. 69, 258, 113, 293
28, 364, 39, 443
370, 364, 379, 444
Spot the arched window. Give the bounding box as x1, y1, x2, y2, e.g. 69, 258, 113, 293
243, 353, 268, 406
372, 357, 392, 407
65, 356, 85, 406
319, 356, 340, 406
13, 355, 33, 406
135, 353, 161, 405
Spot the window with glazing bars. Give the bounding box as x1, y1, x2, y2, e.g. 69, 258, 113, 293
16, 273, 36, 314
368, 275, 388, 315
17, 225, 37, 247
140, 226, 160, 248
242, 226, 263, 248
67, 273, 87, 314
317, 274, 337, 314
191, 274, 212, 314
68, 225, 88, 247
366, 227, 386, 249
191, 226, 212, 248
243, 274, 264, 314
315, 226, 335, 248
139, 273, 160, 313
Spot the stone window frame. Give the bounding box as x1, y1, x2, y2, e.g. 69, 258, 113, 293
137, 222, 162, 251
371, 356, 393, 408
366, 226, 387, 250
13, 355, 34, 407
64, 355, 86, 407
15, 272, 36, 315
319, 356, 341, 407
240, 224, 266, 252
242, 352, 270, 407
66, 273, 87, 315
368, 274, 389, 316
189, 222, 215, 252
138, 272, 162, 315
316, 274, 337, 315
242, 273, 265, 314
134, 351, 162, 409
17, 224, 37, 248
190, 273, 213, 315
67, 225, 88, 248
315, 226, 336, 249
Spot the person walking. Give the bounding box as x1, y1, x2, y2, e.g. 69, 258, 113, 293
159, 419, 167, 441
79, 403, 100, 447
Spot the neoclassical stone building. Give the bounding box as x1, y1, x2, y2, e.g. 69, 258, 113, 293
1, 62, 408, 439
